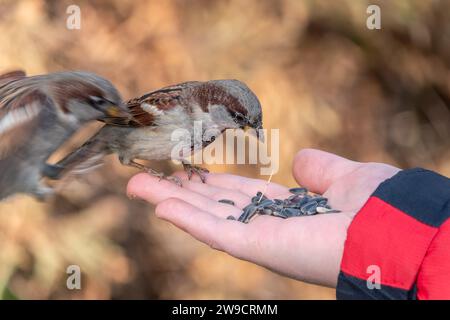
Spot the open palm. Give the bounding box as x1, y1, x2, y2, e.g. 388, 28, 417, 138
127, 149, 400, 287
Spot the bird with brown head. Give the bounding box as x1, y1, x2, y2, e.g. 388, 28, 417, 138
0, 70, 128, 200
48, 79, 264, 185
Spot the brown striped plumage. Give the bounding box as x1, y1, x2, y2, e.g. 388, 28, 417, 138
193, 82, 248, 116
0, 70, 26, 86
101, 80, 251, 128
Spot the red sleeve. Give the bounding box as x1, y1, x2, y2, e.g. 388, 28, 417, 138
336, 168, 450, 300
417, 218, 450, 299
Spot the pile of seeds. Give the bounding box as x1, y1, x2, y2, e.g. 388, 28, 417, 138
220, 187, 340, 223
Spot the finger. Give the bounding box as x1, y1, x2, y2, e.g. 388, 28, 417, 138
172, 172, 251, 208
292, 149, 362, 194
127, 173, 241, 218
175, 171, 289, 198
155, 198, 250, 255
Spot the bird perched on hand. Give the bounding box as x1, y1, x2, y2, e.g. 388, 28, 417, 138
0, 70, 127, 200
47, 79, 264, 185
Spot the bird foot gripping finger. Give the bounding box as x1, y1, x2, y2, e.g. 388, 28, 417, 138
165, 175, 183, 187
123, 159, 183, 187
146, 168, 183, 187
182, 163, 209, 183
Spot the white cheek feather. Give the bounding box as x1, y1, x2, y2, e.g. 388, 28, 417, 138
53, 100, 80, 128
0, 103, 41, 136
204, 104, 239, 130
62, 113, 80, 128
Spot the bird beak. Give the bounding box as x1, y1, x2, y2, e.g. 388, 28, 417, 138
105, 105, 130, 118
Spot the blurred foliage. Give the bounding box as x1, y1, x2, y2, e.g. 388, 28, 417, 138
0, 0, 448, 299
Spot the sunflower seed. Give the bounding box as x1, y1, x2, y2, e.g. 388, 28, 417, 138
233, 186, 340, 223
251, 191, 267, 204
251, 196, 260, 204
282, 208, 302, 217
238, 205, 258, 223
311, 196, 327, 203
287, 194, 301, 202
316, 207, 341, 214
242, 203, 256, 211
307, 203, 319, 215
218, 199, 235, 206
289, 187, 308, 195
272, 210, 289, 218
292, 197, 309, 207
300, 201, 318, 215
259, 199, 274, 207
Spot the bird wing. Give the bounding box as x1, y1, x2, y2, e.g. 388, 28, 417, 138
0, 70, 26, 87
100, 82, 198, 127
0, 88, 50, 159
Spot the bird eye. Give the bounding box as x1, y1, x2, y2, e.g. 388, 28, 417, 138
234, 113, 245, 122
89, 96, 107, 106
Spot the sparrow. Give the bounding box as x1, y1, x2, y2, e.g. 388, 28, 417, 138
0, 70, 128, 200
46, 79, 264, 185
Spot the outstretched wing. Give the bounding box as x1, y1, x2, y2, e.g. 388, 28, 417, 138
100, 82, 198, 127
0, 70, 26, 87
0, 88, 50, 160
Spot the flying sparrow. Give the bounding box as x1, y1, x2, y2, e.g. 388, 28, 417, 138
0, 70, 127, 200
47, 79, 264, 185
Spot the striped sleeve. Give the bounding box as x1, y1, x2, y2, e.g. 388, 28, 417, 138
336, 168, 450, 300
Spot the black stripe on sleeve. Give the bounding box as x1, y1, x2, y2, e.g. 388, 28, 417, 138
372, 168, 450, 227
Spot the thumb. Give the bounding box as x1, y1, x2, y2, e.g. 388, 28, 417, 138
292, 149, 362, 194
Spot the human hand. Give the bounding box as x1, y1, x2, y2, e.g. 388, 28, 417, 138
127, 149, 400, 287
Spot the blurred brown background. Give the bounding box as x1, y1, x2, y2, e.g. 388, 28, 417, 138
0, 0, 449, 299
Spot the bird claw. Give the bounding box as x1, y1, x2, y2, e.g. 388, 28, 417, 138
164, 175, 183, 187
182, 163, 209, 183
146, 169, 183, 187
